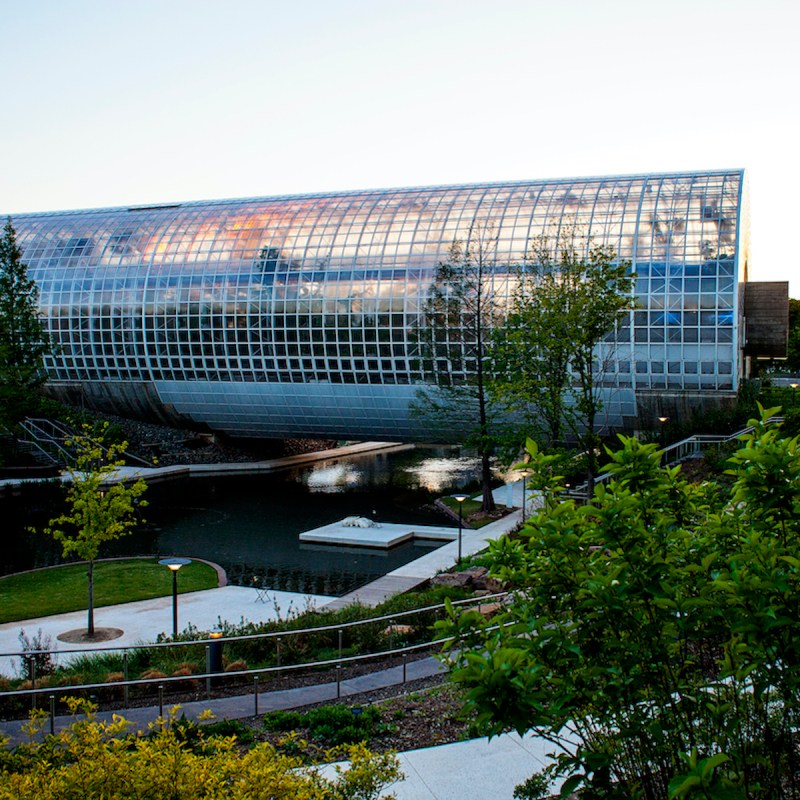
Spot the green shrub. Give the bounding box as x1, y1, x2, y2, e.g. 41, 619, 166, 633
263, 704, 380, 746
1, 699, 401, 799
261, 709, 304, 731
441, 406, 800, 798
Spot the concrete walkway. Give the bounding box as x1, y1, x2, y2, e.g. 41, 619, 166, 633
325, 482, 539, 609
0, 586, 335, 677
379, 732, 558, 799
0, 441, 412, 493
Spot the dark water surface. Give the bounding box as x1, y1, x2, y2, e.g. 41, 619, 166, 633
3, 446, 486, 596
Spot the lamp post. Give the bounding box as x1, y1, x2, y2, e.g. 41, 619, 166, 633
159, 557, 192, 638
658, 416, 669, 466
658, 416, 669, 447
791, 383, 798, 408
517, 468, 532, 520
453, 494, 469, 567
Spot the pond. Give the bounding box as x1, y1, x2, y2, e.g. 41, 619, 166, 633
5, 445, 492, 596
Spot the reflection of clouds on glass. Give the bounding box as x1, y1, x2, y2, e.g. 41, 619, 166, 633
305, 463, 363, 493
403, 456, 481, 493
15, 171, 746, 434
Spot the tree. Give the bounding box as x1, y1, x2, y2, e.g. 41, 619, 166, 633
438, 406, 800, 798
787, 297, 800, 371
490, 237, 577, 448
42, 423, 148, 638
413, 225, 508, 512
491, 230, 634, 491
0, 217, 50, 427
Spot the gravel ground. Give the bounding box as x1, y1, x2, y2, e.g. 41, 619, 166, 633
91, 411, 338, 466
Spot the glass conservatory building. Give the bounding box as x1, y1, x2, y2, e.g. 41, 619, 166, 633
9, 169, 753, 440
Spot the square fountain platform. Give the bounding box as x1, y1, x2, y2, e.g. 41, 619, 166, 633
299, 519, 457, 549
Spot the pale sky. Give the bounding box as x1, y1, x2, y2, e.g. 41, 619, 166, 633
2, 0, 797, 296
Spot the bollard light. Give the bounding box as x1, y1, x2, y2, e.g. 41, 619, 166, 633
208, 630, 224, 674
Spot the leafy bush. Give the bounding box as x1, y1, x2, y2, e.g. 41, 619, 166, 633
263, 704, 381, 746
0, 698, 402, 799
16, 629, 55, 681
440, 405, 800, 799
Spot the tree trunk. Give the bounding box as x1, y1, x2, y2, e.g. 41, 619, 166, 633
87, 560, 95, 637
480, 448, 495, 512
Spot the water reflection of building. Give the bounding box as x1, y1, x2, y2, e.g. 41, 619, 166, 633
8, 170, 787, 440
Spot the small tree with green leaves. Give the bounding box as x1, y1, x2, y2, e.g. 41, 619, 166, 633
0, 217, 50, 428
490, 230, 634, 490
43, 423, 148, 638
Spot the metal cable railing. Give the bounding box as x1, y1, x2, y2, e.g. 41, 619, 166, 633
565, 416, 785, 500
18, 418, 155, 469
0, 592, 510, 714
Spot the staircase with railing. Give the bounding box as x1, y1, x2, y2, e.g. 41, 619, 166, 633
9, 418, 155, 470
565, 416, 784, 501
17, 418, 79, 467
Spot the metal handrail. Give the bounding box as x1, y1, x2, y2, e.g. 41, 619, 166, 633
0, 592, 509, 662
0, 614, 510, 710
1, 637, 450, 702
19, 419, 78, 466
19, 418, 155, 469
567, 416, 785, 498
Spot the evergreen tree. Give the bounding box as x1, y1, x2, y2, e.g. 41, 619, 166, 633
0, 217, 50, 427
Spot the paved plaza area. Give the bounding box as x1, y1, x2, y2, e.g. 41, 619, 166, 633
0, 586, 334, 677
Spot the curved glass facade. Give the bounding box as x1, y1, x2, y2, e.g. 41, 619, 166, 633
9, 170, 748, 439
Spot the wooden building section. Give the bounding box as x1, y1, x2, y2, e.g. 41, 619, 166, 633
744, 281, 789, 358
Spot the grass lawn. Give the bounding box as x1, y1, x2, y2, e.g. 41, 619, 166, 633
0, 559, 219, 624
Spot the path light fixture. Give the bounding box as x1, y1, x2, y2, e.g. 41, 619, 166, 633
208, 630, 224, 674
159, 557, 192, 638
517, 468, 532, 520
791, 383, 798, 408
452, 494, 469, 567
658, 416, 669, 447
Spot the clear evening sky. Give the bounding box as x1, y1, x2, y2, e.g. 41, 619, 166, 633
1, 0, 797, 296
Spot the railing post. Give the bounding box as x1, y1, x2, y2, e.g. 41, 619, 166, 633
205, 645, 211, 697
123, 652, 129, 706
